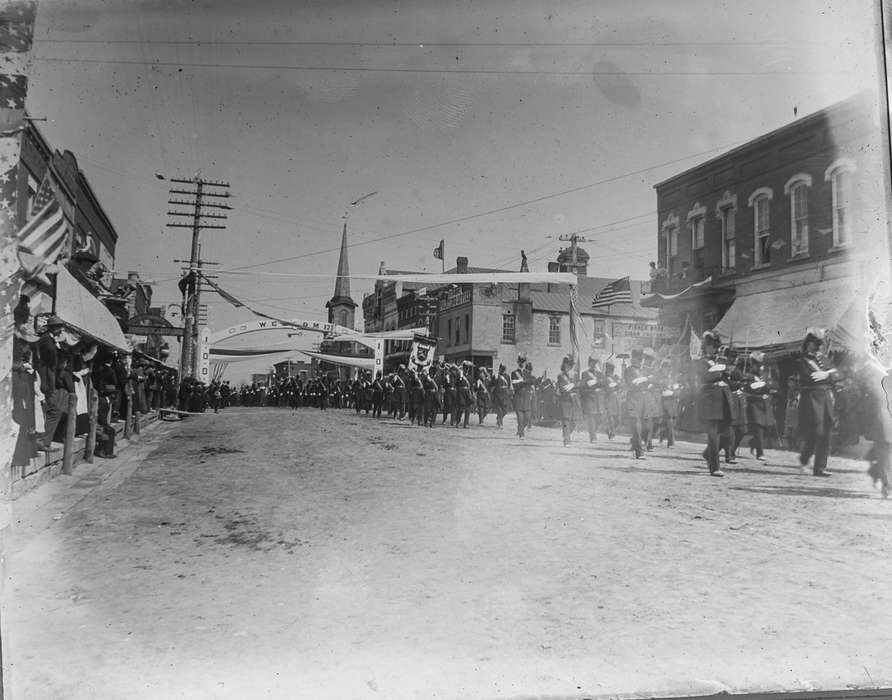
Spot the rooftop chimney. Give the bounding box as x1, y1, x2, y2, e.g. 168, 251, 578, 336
456, 256, 468, 274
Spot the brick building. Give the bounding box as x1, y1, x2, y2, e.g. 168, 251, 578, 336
645, 92, 889, 357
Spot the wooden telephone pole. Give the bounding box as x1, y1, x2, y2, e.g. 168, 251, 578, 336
167, 175, 230, 377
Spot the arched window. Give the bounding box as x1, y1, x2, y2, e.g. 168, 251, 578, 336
783, 173, 812, 257
824, 158, 855, 248
748, 187, 774, 267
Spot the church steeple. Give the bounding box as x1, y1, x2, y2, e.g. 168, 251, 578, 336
326, 222, 357, 326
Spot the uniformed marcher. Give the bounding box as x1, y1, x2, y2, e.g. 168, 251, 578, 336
491, 363, 511, 429
580, 356, 603, 442
641, 347, 661, 450
511, 354, 533, 439
602, 361, 620, 440
698, 331, 736, 477
556, 355, 577, 446
475, 367, 491, 425
742, 351, 774, 461
658, 366, 680, 448
624, 348, 649, 459
797, 328, 839, 477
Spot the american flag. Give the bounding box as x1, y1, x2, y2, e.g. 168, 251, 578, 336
592, 276, 632, 309
16, 171, 68, 281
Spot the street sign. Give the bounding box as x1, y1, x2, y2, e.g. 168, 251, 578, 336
128, 325, 184, 337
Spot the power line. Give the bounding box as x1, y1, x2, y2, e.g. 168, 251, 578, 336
36, 38, 819, 48
34, 55, 829, 76
233, 141, 741, 271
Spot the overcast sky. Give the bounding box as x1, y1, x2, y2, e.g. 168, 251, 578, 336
26, 0, 884, 380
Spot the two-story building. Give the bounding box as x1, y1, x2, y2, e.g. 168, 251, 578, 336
646, 92, 889, 362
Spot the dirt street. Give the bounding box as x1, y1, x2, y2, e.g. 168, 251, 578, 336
3, 407, 891, 699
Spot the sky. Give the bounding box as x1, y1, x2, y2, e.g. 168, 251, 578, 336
25, 0, 885, 381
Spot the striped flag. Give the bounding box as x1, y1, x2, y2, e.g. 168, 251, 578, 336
592, 276, 632, 309
16, 172, 68, 282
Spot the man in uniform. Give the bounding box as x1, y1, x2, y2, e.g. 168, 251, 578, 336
698, 331, 736, 477
742, 350, 774, 461
556, 355, 578, 446
511, 354, 533, 439
491, 363, 511, 429
579, 355, 603, 442
602, 360, 620, 440
624, 348, 649, 459
797, 328, 839, 477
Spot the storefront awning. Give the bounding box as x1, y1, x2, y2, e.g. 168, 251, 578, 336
56, 267, 130, 352
713, 278, 858, 351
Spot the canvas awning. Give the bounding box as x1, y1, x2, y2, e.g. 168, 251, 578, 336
55, 267, 130, 352
713, 278, 860, 352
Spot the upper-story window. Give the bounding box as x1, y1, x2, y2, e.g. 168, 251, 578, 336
660, 212, 680, 278
690, 215, 705, 250
548, 316, 561, 345
825, 158, 855, 248
716, 192, 737, 273
748, 187, 773, 267
784, 173, 812, 257
502, 313, 515, 343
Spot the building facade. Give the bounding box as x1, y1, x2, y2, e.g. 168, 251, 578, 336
648, 92, 890, 357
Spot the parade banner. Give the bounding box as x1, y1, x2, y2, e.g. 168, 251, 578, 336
197, 326, 211, 383
408, 335, 437, 371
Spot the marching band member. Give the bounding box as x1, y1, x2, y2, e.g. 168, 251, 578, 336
797, 328, 839, 477
698, 331, 735, 477
580, 355, 603, 443
658, 365, 680, 448
624, 348, 649, 459
742, 351, 774, 461
556, 354, 578, 446
641, 347, 660, 451
511, 354, 533, 439
602, 360, 620, 440
475, 367, 491, 425
491, 363, 512, 429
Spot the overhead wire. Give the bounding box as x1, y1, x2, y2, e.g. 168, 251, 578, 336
33, 56, 831, 77
231, 141, 742, 270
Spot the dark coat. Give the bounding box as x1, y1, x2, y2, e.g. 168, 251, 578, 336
602, 374, 621, 417
35, 333, 59, 395
579, 368, 603, 415
624, 364, 647, 419
797, 352, 837, 437
697, 358, 736, 424
744, 370, 775, 427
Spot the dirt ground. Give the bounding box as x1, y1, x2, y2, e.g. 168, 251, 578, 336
3, 407, 892, 700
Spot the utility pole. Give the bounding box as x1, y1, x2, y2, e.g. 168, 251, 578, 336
166, 175, 230, 377
558, 232, 588, 271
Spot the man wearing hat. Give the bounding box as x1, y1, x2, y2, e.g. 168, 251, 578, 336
511, 353, 533, 438
742, 351, 774, 461
797, 328, 839, 477
698, 331, 736, 476
624, 348, 649, 459
34, 315, 67, 451
641, 347, 661, 450
580, 355, 604, 442
602, 360, 620, 439
556, 355, 578, 446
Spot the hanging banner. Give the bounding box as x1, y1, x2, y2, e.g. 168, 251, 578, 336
409, 334, 437, 371
197, 326, 211, 383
